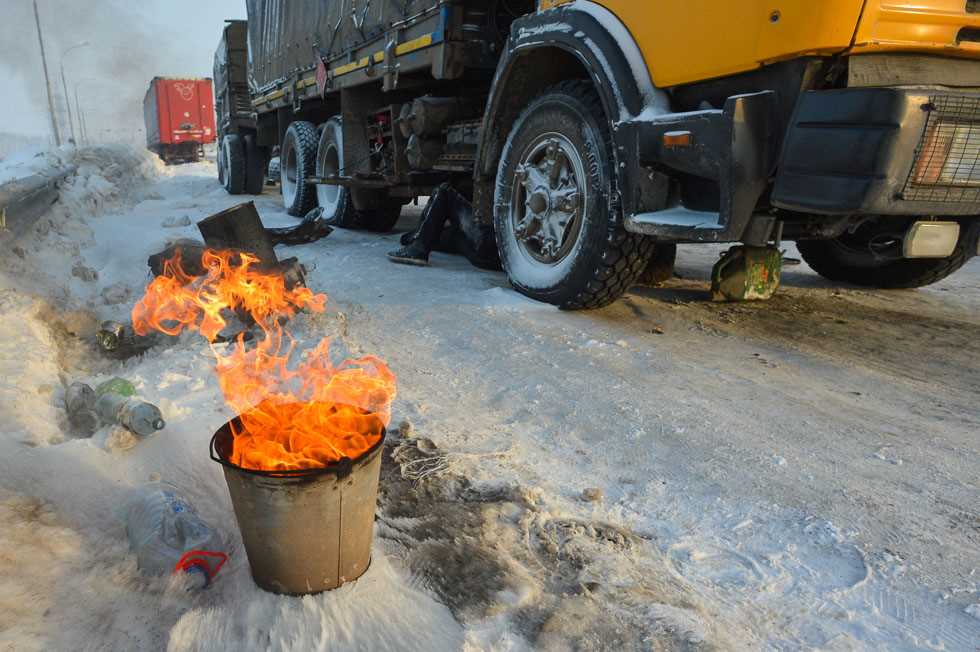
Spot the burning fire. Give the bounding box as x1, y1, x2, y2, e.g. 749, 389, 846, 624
132, 249, 396, 471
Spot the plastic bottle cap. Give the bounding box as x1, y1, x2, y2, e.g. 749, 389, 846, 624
183, 564, 209, 590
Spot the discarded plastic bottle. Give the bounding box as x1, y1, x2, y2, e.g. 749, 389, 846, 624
96, 376, 136, 398
65, 382, 99, 436
125, 483, 227, 588
97, 321, 159, 358
95, 388, 165, 437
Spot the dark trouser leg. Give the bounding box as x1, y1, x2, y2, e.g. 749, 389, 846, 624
448, 189, 501, 271
388, 184, 452, 266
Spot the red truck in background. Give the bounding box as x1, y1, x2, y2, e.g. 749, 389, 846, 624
143, 77, 216, 164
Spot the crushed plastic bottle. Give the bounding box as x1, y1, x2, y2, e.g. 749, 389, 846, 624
95, 389, 165, 437
65, 382, 99, 436
125, 483, 227, 589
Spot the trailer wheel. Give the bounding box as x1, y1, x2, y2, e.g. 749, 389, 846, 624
493, 80, 654, 309
315, 118, 403, 232
221, 134, 246, 195
797, 218, 979, 289
217, 140, 226, 186
243, 134, 267, 196
281, 121, 318, 216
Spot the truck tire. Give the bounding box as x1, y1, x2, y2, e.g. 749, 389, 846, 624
356, 200, 404, 232
315, 118, 358, 227
638, 243, 678, 286
797, 219, 979, 289
493, 80, 654, 309
315, 118, 403, 232
280, 121, 318, 217
243, 134, 267, 195
221, 134, 246, 195
217, 140, 226, 186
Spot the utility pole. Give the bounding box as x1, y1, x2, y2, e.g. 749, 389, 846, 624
74, 85, 86, 145
60, 67, 74, 144
60, 42, 89, 145
33, 0, 61, 147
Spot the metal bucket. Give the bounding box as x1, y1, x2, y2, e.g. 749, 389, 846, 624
210, 415, 384, 595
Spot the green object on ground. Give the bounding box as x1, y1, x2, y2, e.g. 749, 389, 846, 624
96, 377, 136, 398
711, 246, 783, 302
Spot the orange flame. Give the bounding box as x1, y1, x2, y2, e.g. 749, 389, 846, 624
132, 249, 395, 471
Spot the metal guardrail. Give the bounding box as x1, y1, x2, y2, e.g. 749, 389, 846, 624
0, 165, 76, 244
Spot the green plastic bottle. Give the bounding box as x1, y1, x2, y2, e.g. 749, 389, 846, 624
96, 377, 136, 398
93, 377, 164, 438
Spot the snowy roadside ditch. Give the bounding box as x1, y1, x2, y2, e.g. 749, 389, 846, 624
0, 145, 977, 651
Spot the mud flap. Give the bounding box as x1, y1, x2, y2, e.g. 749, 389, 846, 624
710, 246, 782, 302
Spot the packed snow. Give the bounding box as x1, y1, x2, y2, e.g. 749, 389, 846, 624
0, 145, 978, 651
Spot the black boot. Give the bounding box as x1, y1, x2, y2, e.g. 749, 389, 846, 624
387, 184, 452, 267
387, 239, 431, 266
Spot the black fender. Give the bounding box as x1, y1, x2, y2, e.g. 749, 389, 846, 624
472, 3, 666, 223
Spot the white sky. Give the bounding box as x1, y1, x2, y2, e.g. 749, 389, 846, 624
0, 0, 247, 141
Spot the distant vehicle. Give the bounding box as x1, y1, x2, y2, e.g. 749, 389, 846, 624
143, 77, 216, 165
239, 0, 980, 308
265, 153, 280, 186
214, 20, 267, 194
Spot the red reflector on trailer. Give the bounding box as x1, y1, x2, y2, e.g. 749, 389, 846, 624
315, 57, 329, 97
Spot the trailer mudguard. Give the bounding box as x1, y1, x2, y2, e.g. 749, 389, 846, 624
472, 1, 670, 224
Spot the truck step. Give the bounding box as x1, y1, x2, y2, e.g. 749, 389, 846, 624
625, 208, 724, 240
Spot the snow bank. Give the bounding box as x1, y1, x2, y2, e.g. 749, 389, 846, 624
0, 146, 51, 185
0, 293, 66, 447
0, 145, 160, 302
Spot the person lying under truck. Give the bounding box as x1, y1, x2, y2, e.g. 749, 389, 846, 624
389, 182, 680, 287
388, 183, 501, 271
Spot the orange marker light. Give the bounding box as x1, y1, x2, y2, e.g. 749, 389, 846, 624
663, 131, 693, 148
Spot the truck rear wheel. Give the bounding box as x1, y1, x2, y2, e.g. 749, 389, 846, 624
243, 134, 267, 196
221, 134, 246, 195
315, 118, 358, 227
315, 118, 403, 232
217, 142, 226, 186
355, 198, 404, 232
281, 121, 318, 217
493, 80, 654, 309
797, 218, 978, 289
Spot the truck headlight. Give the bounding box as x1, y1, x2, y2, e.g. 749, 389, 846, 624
903, 221, 961, 258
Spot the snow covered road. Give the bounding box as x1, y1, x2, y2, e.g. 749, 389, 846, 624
1, 148, 978, 650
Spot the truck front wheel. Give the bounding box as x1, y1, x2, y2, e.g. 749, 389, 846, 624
493, 81, 653, 309
797, 218, 979, 289
280, 121, 318, 216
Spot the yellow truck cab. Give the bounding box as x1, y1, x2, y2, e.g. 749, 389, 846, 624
240, 0, 980, 308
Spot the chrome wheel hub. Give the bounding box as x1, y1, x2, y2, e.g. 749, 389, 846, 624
316, 142, 341, 210
511, 134, 586, 264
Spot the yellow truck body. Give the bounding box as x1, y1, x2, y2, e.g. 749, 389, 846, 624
542, 0, 980, 86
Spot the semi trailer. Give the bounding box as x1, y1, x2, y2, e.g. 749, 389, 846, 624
214, 20, 268, 195
143, 77, 215, 164
235, 0, 980, 309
